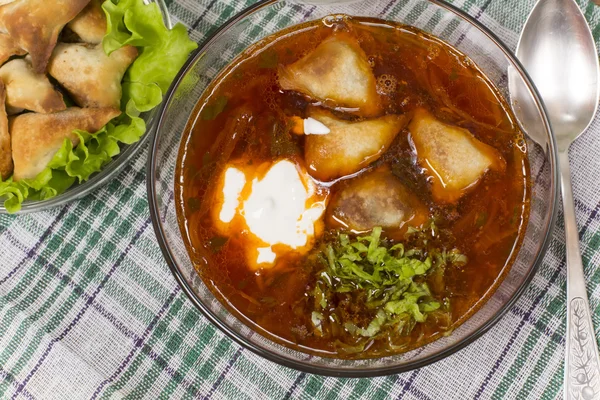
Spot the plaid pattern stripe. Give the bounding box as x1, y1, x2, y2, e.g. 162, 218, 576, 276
1, 0, 600, 398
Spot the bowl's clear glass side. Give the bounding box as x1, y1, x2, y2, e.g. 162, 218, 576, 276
151, 0, 556, 374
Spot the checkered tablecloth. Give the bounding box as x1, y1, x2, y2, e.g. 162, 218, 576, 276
1, 0, 600, 398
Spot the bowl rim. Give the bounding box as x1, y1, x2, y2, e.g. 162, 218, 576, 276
147, 0, 560, 377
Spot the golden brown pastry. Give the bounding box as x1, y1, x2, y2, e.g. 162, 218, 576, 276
0, 32, 25, 66
0, 81, 12, 180
67, 0, 107, 44
409, 108, 506, 204
278, 33, 382, 117
0, 56, 66, 114
11, 107, 121, 181
0, 0, 91, 73
304, 108, 409, 181
48, 43, 138, 108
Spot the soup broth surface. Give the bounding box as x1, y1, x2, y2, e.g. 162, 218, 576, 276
176, 16, 530, 358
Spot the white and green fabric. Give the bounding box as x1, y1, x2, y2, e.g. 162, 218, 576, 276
2, 0, 600, 398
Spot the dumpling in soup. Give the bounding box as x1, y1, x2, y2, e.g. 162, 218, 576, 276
11, 107, 121, 181
48, 43, 138, 108
304, 108, 409, 181
0, 57, 66, 115
409, 108, 506, 204
0, 0, 91, 73
278, 33, 381, 117
328, 168, 428, 232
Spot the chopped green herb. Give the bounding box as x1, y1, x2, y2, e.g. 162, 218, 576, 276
208, 236, 228, 253
258, 49, 279, 69
313, 284, 327, 309
311, 311, 324, 335
344, 309, 388, 337
201, 96, 228, 120
309, 224, 465, 345
334, 339, 366, 355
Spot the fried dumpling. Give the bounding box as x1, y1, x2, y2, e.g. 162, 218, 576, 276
0, 56, 66, 115
11, 107, 121, 181
0, 32, 25, 66
278, 33, 381, 117
409, 108, 506, 204
48, 43, 138, 108
0, 82, 12, 180
304, 109, 409, 181
329, 169, 428, 232
0, 0, 91, 73
67, 0, 106, 44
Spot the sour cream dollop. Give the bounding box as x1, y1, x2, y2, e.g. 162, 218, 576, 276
213, 159, 326, 269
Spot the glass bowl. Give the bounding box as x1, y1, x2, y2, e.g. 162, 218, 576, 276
0, 0, 172, 214
148, 0, 559, 376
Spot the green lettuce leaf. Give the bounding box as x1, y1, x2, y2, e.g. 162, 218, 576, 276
0, 0, 197, 212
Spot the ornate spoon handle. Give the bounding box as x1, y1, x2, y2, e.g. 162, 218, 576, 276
560, 151, 600, 400
567, 297, 600, 399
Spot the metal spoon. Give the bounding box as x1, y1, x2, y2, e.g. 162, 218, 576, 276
515, 0, 600, 398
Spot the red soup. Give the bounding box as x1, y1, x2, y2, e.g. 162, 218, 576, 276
175, 16, 530, 358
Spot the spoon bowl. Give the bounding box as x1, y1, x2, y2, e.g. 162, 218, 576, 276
517, 0, 600, 150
